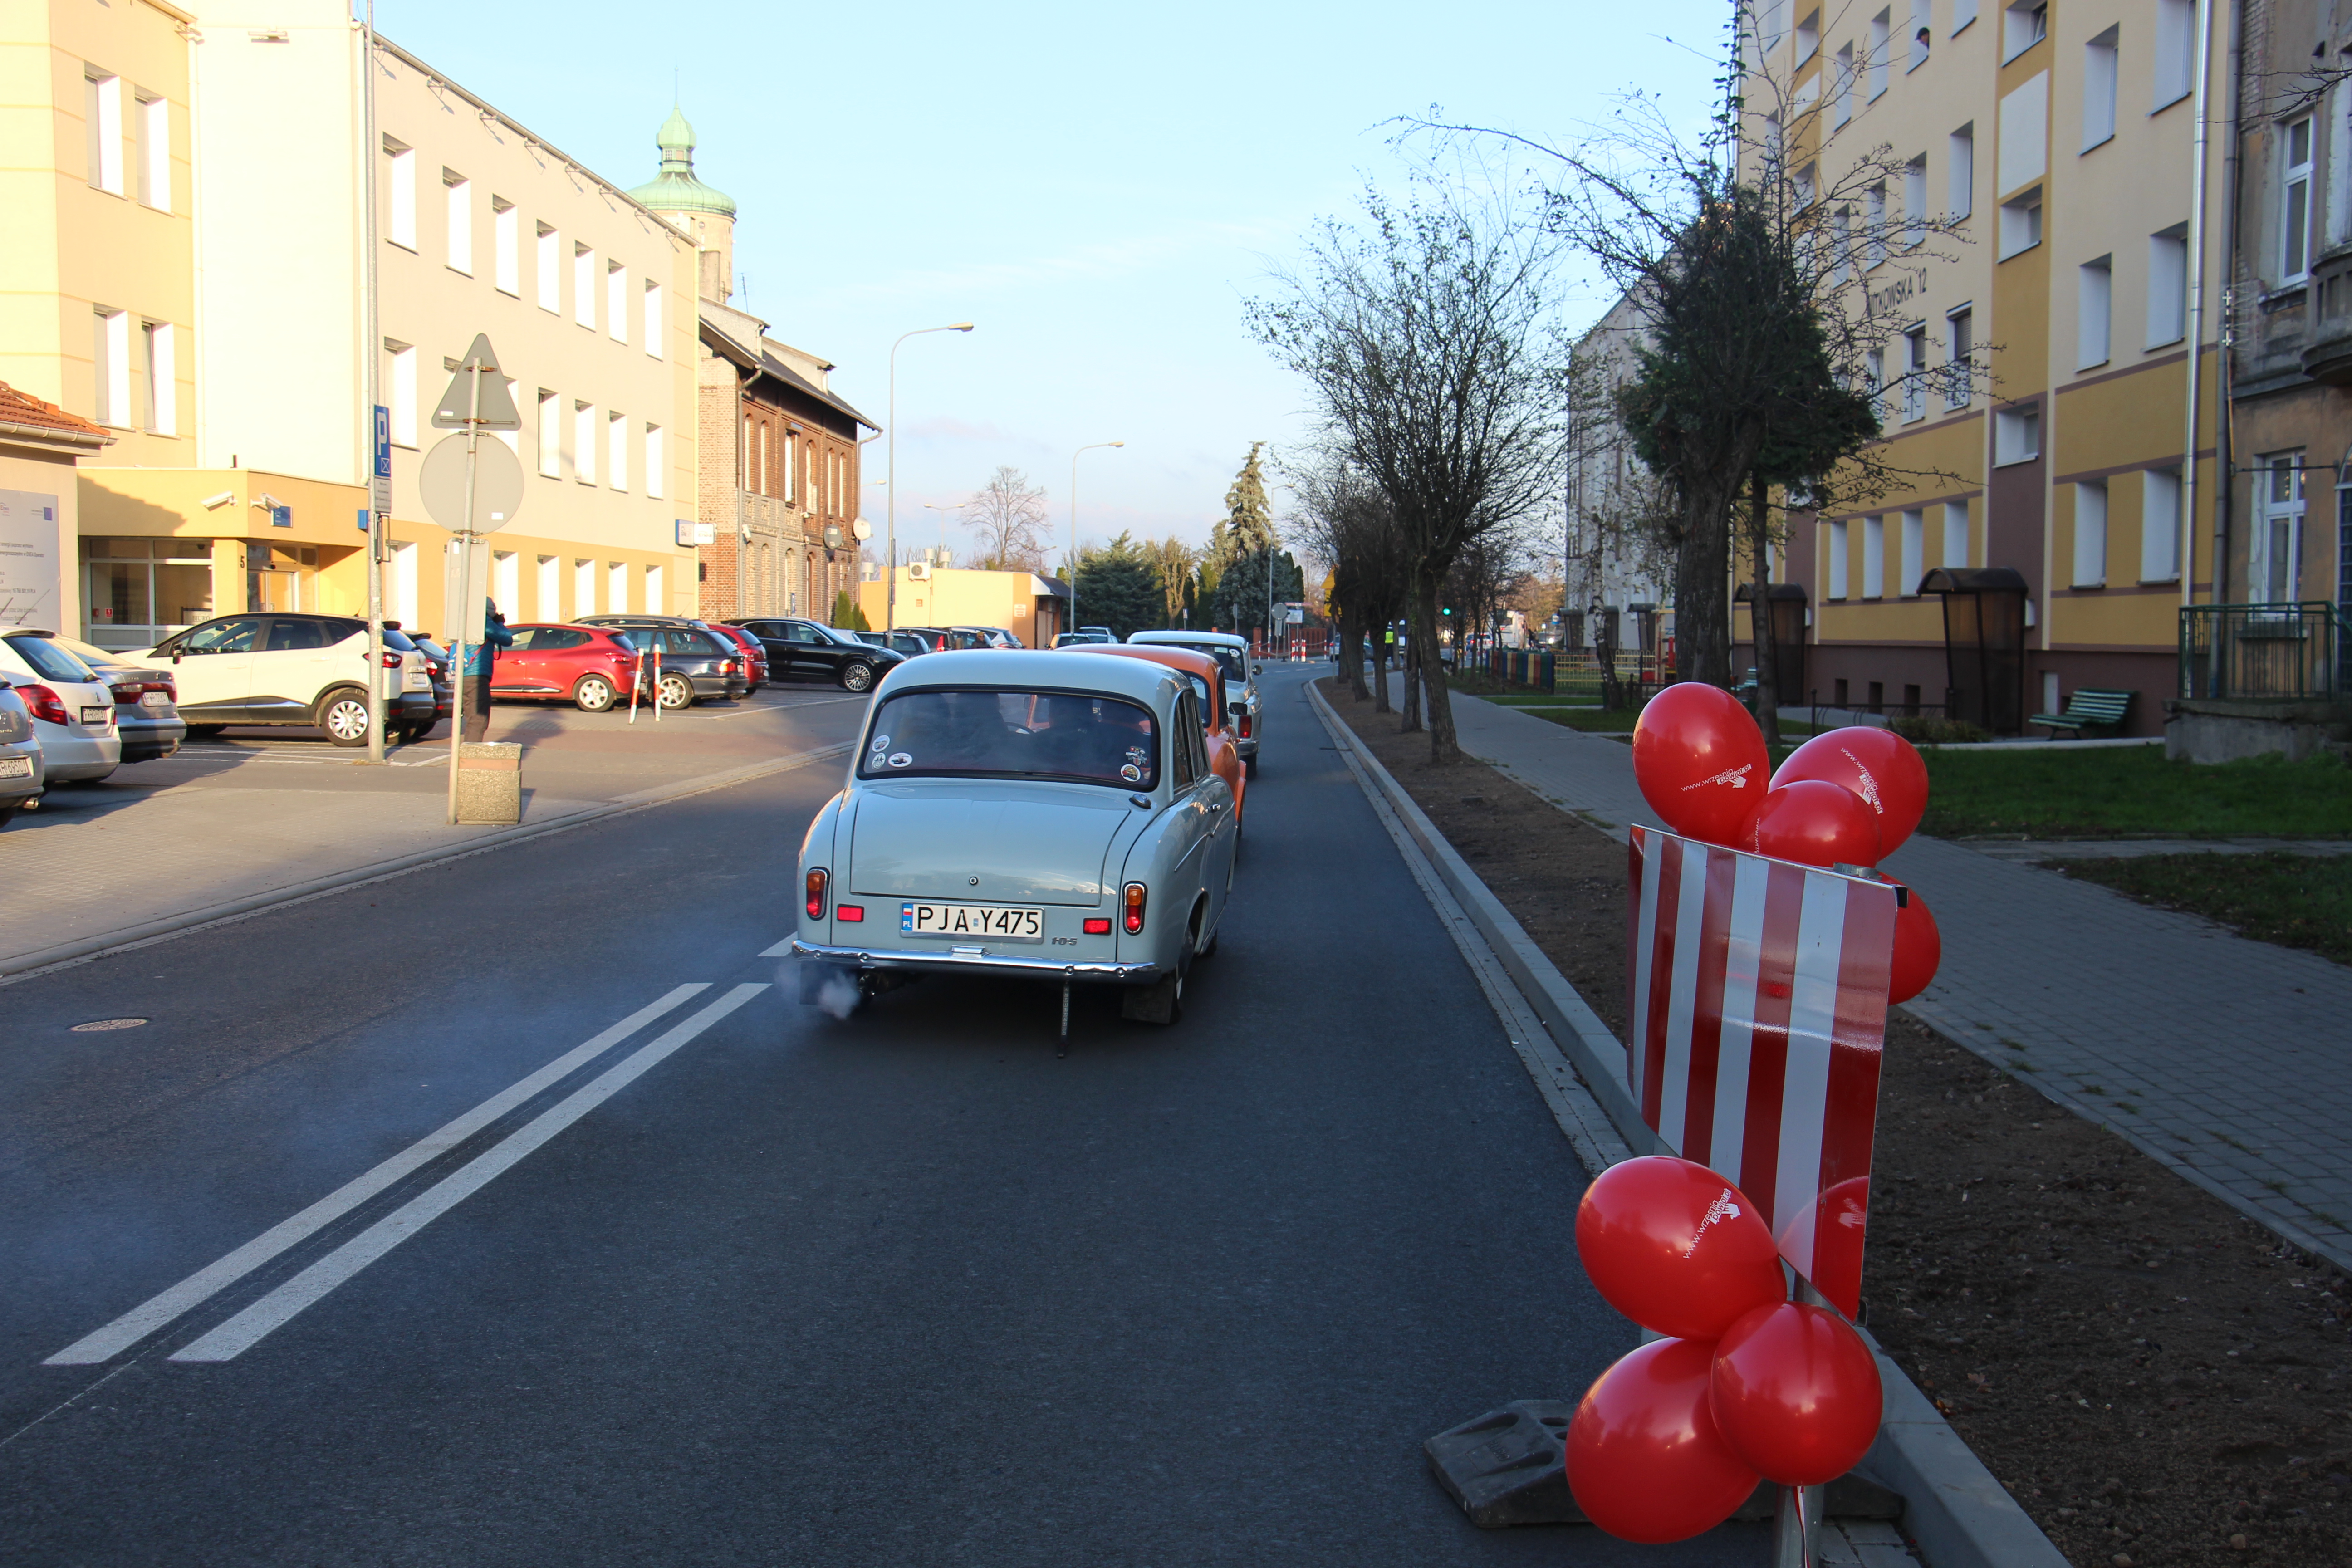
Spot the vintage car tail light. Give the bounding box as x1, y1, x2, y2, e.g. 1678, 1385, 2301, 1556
17, 683, 70, 727
836, 904, 864, 922
804, 868, 828, 920
1237, 711, 1253, 739
1083, 917, 1112, 935
1122, 882, 1147, 936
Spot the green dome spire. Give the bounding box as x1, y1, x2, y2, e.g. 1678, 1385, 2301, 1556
628, 105, 735, 218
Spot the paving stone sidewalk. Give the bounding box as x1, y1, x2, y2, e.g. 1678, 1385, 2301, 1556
1364, 674, 2352, 1271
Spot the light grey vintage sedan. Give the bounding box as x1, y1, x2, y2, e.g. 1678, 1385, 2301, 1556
791, 649, 1239, 1031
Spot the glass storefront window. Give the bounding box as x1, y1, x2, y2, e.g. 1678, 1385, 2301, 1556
81, 538, 214, 648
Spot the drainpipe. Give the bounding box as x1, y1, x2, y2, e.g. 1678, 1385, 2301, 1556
2211, 0, 2244, 607
2181, 0, 2220, 614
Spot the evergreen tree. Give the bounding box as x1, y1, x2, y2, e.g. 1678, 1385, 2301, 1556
1210, 546, 1305, 637
1070, 532, 1165, 639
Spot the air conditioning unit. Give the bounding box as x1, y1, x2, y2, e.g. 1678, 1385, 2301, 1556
907, 562, 930, 580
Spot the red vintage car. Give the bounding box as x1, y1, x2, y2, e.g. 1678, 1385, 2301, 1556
1058, 643, 1246, 825
489, 624, 648, 712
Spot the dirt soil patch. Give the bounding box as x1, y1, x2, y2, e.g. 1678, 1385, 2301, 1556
1321, 679, 2352, 1568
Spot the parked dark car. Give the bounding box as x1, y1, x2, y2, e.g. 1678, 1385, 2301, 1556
724, 617, 904, 692
946, 625, 1023, 650
490, 624, 648, 711
893, 627, 952, 653
853, 630, 933, 659
572, 616, 749, 706
398, 627, 454, 740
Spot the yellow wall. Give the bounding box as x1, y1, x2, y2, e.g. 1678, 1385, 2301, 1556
858, 567, 1061, 645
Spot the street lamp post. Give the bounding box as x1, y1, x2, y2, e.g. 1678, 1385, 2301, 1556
1068, 441, 1124, 640
886, 323, 974, 631
920, 501, 956, 568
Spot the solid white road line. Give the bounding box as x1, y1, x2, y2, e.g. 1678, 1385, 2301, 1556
168, 982, 769, 1362
759, 936, 797, 957
44, 985, 711, 1367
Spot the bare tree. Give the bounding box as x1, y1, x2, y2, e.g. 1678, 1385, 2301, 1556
1146, 536, 1198, 626
1289, 450, 1407, 706
1250, 172, 1569, 763
960, 466, 1052, 572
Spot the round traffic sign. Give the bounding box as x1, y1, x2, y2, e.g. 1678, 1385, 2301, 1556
419, 433, 525, 534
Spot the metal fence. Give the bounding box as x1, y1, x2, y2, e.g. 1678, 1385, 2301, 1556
1481, 647, 1666, 701
2178, 604, 2344, 701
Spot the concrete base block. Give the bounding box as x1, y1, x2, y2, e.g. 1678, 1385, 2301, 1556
2164, 698, 2352, 764
456, 742, 522, 824
1423, 1400, 1901, 1529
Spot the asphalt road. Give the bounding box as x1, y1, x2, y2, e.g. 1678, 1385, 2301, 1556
0, 664, 1769, 1565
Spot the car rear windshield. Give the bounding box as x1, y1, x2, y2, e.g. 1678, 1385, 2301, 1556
859, 689, 1158, 789
1154, 641, 1244, 681
5, 635, 99, 683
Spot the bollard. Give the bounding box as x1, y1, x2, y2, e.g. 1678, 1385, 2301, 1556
455, 740, 522, 824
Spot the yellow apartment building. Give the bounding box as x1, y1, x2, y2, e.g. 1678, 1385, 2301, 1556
2, 0, 700, 651
1740, 0, 2229, 734
858, 564, 1072, 648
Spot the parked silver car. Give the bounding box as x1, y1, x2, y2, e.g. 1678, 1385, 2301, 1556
0, 683, 43, 827
0, 632, 119, 783
1127, 631, 1261, 774
50, 633, 185, 763
792, 649, 1239, 1027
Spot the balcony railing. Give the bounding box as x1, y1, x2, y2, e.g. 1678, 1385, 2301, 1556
2178, 603, 2343, 701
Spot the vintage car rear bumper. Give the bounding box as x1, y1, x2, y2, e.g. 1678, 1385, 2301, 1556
790, 937, 1161, 985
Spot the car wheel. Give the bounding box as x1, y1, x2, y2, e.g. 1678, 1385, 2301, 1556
839, 661, 875, 693
185, 723, 225, 738
1122, 925, 1193, 1025
573, 674, 617, 713
657, 674, 694, 710
317, 687, 372, 746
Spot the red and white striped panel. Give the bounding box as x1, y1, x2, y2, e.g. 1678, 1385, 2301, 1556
1625, 825, 1898, 1316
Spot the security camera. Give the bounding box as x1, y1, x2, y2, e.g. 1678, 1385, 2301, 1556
199, 491, 235, 510
250, 492, 284, 510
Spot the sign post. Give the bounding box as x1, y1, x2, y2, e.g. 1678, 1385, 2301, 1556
423, 335, 522, 824
366, 404, 392, 763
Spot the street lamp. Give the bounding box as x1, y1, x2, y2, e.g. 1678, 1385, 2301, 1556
920, 501, 956, 569
1068, 441, 1124, 640
886, 322, 975, 630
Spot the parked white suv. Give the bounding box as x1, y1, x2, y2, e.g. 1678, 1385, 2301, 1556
141, 613, 434, 745
0, 631, 121, 783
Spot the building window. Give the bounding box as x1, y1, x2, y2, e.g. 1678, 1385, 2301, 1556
2078, 255, 2112, 368
385, 340, 416, 446
608, 561, 629, 614
573, 244, 596, 329
2283, 117, 2314, 285
1999, 188, 2042, 258
82, 536, 215, 647
574, 401, 596, 484
1793, 162, 1817, 209
384, 137, 415, 250
2153, 0, 2195, 110
645, 564, 664, 614
492, 199, 518, 294
443, 170, 471, 274
1993, 402, 2040, 465
91, 308, 127, 426
1863, 514, 1886, 598
1828, 519, 1851, 599
1947, 123, 1973, 218
1796, 8, 1818, 62
135, 91, 168, 210
2141, 466, 2182, 581
537, 555, 559, 618
1942, 500, 1971, 567
645, 424, 664, 500
1902, 324, 1927, 421
141, 320, 174, 434
1945, 305, 1974, 406
85, 69, 123, 194
1900, 509, 1924, 593
2001, 0, 2045, 62
537, 224, 560, 313
536, 391, 561, 478
1902, 157, 1926, 245
1866, 182, 1887, 268
492, 550, 518, 618
2148, 226, 2188, 345
1867, 10, 1890, 99
2072, 480, 2109, 586
606, 263, 628, 345
1907, 0, 1930, 70
1834, 42, 1855, 125
643, 280, 663, 359
2252, 452, 2303, 603
1864, 346, 1885, 421
1951, 0, 1977, 34
2082, 26, 2119, 151
608, 411, 627, 491
575, 558, 597, 616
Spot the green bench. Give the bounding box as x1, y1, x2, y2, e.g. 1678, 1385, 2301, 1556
2030, 686, 2135, 738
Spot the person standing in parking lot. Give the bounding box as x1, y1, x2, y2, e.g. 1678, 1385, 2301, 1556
463, 600, 514, 742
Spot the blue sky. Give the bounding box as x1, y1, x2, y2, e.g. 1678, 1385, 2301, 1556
380, 0, 1730, 556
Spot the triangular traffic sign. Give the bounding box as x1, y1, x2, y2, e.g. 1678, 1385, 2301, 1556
431, 334, 522, 430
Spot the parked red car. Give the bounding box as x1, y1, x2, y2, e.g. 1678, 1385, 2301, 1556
489, 624, 647, 711
708, 623, 769, 693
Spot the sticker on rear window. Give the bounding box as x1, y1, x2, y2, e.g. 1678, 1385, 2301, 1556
887, 752, 912, 768
1120, 763, 1142, 782
870, 734, 889, 751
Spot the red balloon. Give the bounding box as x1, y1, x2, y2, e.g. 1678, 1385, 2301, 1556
1575, 1156, 1786, 1340
1633, 683, 1770, 845
1738, 779, 1879, 867
1708, 1303, 1885, 1485
1568, 1337, 1762, 1543
1780, 1176, 1871, 1320
1887, 882, 1941, 1004
1770, 727, 1930, 860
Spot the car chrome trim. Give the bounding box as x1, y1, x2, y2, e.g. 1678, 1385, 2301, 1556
789, 938, 1159, 984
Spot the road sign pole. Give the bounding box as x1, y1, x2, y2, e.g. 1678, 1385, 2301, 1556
446, 363, 483, 825
367, 406, 391, 764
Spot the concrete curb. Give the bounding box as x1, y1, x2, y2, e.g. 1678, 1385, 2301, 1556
0, 742, 852, 982
1304, 680, 2067, 1568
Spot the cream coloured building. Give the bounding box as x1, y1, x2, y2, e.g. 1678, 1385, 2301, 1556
2, 0, 700, 649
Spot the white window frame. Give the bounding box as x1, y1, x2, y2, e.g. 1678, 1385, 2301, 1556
444, 170, 471, 274
2153, 0, 2195, 111
574, 401, 596, 485
645, 564, 664, 615
1945, 304, 1974, 407
1900, 509, 1925, 593
2071, 480, 2109, 586
2001, 0, 2045, 63
386, 339, 416, 447
1951, 0, 1978, 34
536, 391, 561, 478
1835, 41, 1855, 126
2141, 466, 2182, 582
1863, 514, 1886, 598
537, 224, 560, 313
573, 244, 596, 329
1901, 324, 1927, 422
1993, 402, 2040, 466
2251, 452, 2304, 604
1942, 500, 1972, 568
1828, 519, 1851, 599
135, 91, 168, 210
1999, 188, 2043, 258
141, 319, 175, 434
645, 423, 664, 500
1796, 8, 1819, 63
607, 263, 628, 345
91, 307, 127, 426
575, 558, 597, 617
607, 411, 627, 491
1866, 182, 1888, 268
608, 561, 629, 615
2147, 227, 2188, 346
643, 280, 664, 358
492, 199, 519, 295
537, 555, 559, 619
385, 137, 416, 250
1948, 123, 1974, 218
493, 550, 519, 619
1907, 0, 1930, 71
1867, 10, 1890, 99
1902, 157, 1926, 246
2282, 117, 2314, 285
2082, 26, 2119, 151
85, 70, 123, 195
2077, 255, 2112, 368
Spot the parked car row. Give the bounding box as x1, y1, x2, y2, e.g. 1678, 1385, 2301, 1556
0, 627, 193, 827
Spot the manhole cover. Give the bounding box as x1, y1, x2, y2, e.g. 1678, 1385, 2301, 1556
70, 1018, 150, 1033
